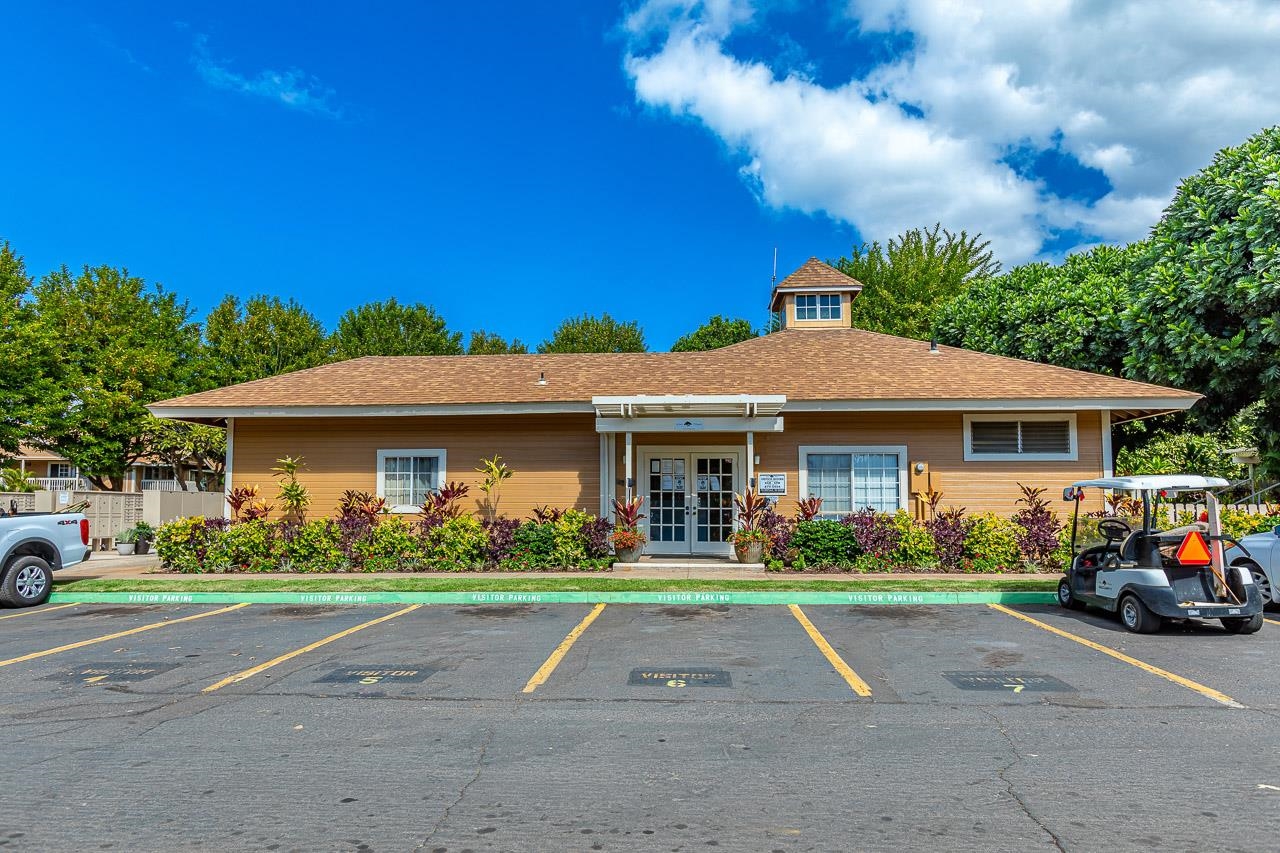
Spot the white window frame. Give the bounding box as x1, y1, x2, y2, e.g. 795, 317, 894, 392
375, 448, 447, 513
797, 445, 908, 514
962, 413, 1078, 462
794, 293, 842, 321
49, 463, 77, 479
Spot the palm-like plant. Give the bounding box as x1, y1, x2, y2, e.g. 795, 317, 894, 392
476, 455, 514, 522
271, 456, 311, 521
795, 496, 824, 521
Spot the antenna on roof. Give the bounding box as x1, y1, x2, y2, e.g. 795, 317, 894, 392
771, 247, 778, 287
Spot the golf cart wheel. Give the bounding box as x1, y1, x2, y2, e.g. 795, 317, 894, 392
1057, 578, 1085, 610
1221, 614, 1263, 635
1119, 593, 1161, 634
0, 555, 53, 607
1240, 561, 1273, 605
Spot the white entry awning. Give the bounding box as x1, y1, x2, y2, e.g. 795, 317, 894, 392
592, 394, 785, 433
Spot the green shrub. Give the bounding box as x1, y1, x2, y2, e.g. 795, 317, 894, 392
352, 516, 423, 572
963, 513, 1023, 573
154, 516, 221, 573
892, 511, 938, 569
552, 509, 591, 567
210, 520, 275, 573
425, 516, 488, 570
791, 519, 858, 567
508, 521, 556, 567
276, 520, 343, 572
1220, 507, 1280, 540
853, 553, 891, 573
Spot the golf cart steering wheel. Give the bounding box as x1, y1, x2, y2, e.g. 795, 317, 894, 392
1097, 518, 1131, 544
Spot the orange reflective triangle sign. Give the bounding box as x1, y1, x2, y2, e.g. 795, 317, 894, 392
1176, 530, 1213, 566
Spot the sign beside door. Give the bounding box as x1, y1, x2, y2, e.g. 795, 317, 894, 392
757, 472, 787, 495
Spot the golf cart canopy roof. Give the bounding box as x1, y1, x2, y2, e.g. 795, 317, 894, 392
1071, 475, 1230, 492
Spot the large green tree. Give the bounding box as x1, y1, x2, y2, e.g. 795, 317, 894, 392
0, 242, 50, 457
1125, 125, 1280, 475
838, 224, 999, 340
467, 330, 528, 354
670, 315, 757, 351
203, 295, 332, 386
537, 313, 646, 353
30, 265, 201, 490
933, 243, 1145, 376
332, 298, 463, 358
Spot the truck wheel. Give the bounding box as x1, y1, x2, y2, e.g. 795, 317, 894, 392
1, 555, 53, 607
1119, 593, 1161, 634
1057, 578, 1085, 610
1221, 614, 1263, 635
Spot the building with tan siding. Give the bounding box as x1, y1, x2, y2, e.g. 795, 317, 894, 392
150, 259, 1201, 556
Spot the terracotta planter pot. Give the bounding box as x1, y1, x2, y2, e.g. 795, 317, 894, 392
615, 544, 644, 564
733, 540, 765, 564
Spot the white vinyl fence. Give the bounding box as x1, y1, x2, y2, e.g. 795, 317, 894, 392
1163, 502, 1276, 524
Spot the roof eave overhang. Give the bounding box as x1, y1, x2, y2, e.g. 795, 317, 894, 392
147, 401, 598, 425
785, 397, 1199, 419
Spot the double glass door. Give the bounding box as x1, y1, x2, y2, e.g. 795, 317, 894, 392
641, 450, 739, 555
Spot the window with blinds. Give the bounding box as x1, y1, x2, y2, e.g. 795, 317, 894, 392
967, 417, 1074, 459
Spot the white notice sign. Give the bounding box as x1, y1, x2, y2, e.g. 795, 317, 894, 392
757, 473, 787, 495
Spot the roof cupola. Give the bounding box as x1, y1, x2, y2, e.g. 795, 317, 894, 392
768, 257, 863, 330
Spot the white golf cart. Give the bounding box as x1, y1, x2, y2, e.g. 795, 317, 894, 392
1058, 475, 1264, 634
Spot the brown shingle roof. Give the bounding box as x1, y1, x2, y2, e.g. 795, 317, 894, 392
150, 328, 1199, 418
768, 258, 862, 310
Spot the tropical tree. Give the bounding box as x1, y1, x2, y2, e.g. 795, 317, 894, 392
670, 315, 757, 351
28, 265, 202, 490
467, 330, 528, 354
1124, 125, 1280, 475
203, 295, 331, 386
934, 243, 1144, 376
332, 298, 463, 358
0, 242, 50, 457
839, 224, 999, 340
537, 313, 646, 353
142, 418, 227, 492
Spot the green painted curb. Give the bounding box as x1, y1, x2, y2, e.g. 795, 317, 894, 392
49, 590, 1058, 606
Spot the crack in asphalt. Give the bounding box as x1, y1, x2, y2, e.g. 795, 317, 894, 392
413, 723, 497, 851
978, 706, 1067, 852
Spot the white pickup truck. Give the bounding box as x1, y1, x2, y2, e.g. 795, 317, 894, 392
0, 508, 91, 607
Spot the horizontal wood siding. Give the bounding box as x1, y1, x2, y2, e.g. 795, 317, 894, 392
233, 415, 600, 520
614, 411, 1105, 516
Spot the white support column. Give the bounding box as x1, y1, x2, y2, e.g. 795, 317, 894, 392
1100, 409, 1113, 478
223, 417, 235, 519
746, 431, 755, 491
598, 433, 610, 517
624, 431, 633, 504
605, 433, 617, 519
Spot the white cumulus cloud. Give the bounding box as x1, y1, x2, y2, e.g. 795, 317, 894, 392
623, 0, 1280, 261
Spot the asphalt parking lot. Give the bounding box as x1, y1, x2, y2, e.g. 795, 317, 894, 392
2, 601, 1279, 852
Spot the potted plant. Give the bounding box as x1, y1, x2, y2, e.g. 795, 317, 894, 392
115, 527, 138, 556
133, 521, 155, 555
729, 489, 770, 564
609, 497, 647, 563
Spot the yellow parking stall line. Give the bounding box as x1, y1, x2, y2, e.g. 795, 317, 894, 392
0, 603, 79, 620
788, 604, 872, 697
987, 604, 1242, 709
202, 604, 421, 693
1265, 618, 1280, 627
0, 603, 249, 668
522, 603, 606, 694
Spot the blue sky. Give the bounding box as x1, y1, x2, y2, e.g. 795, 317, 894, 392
3, 2, 1276, 349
